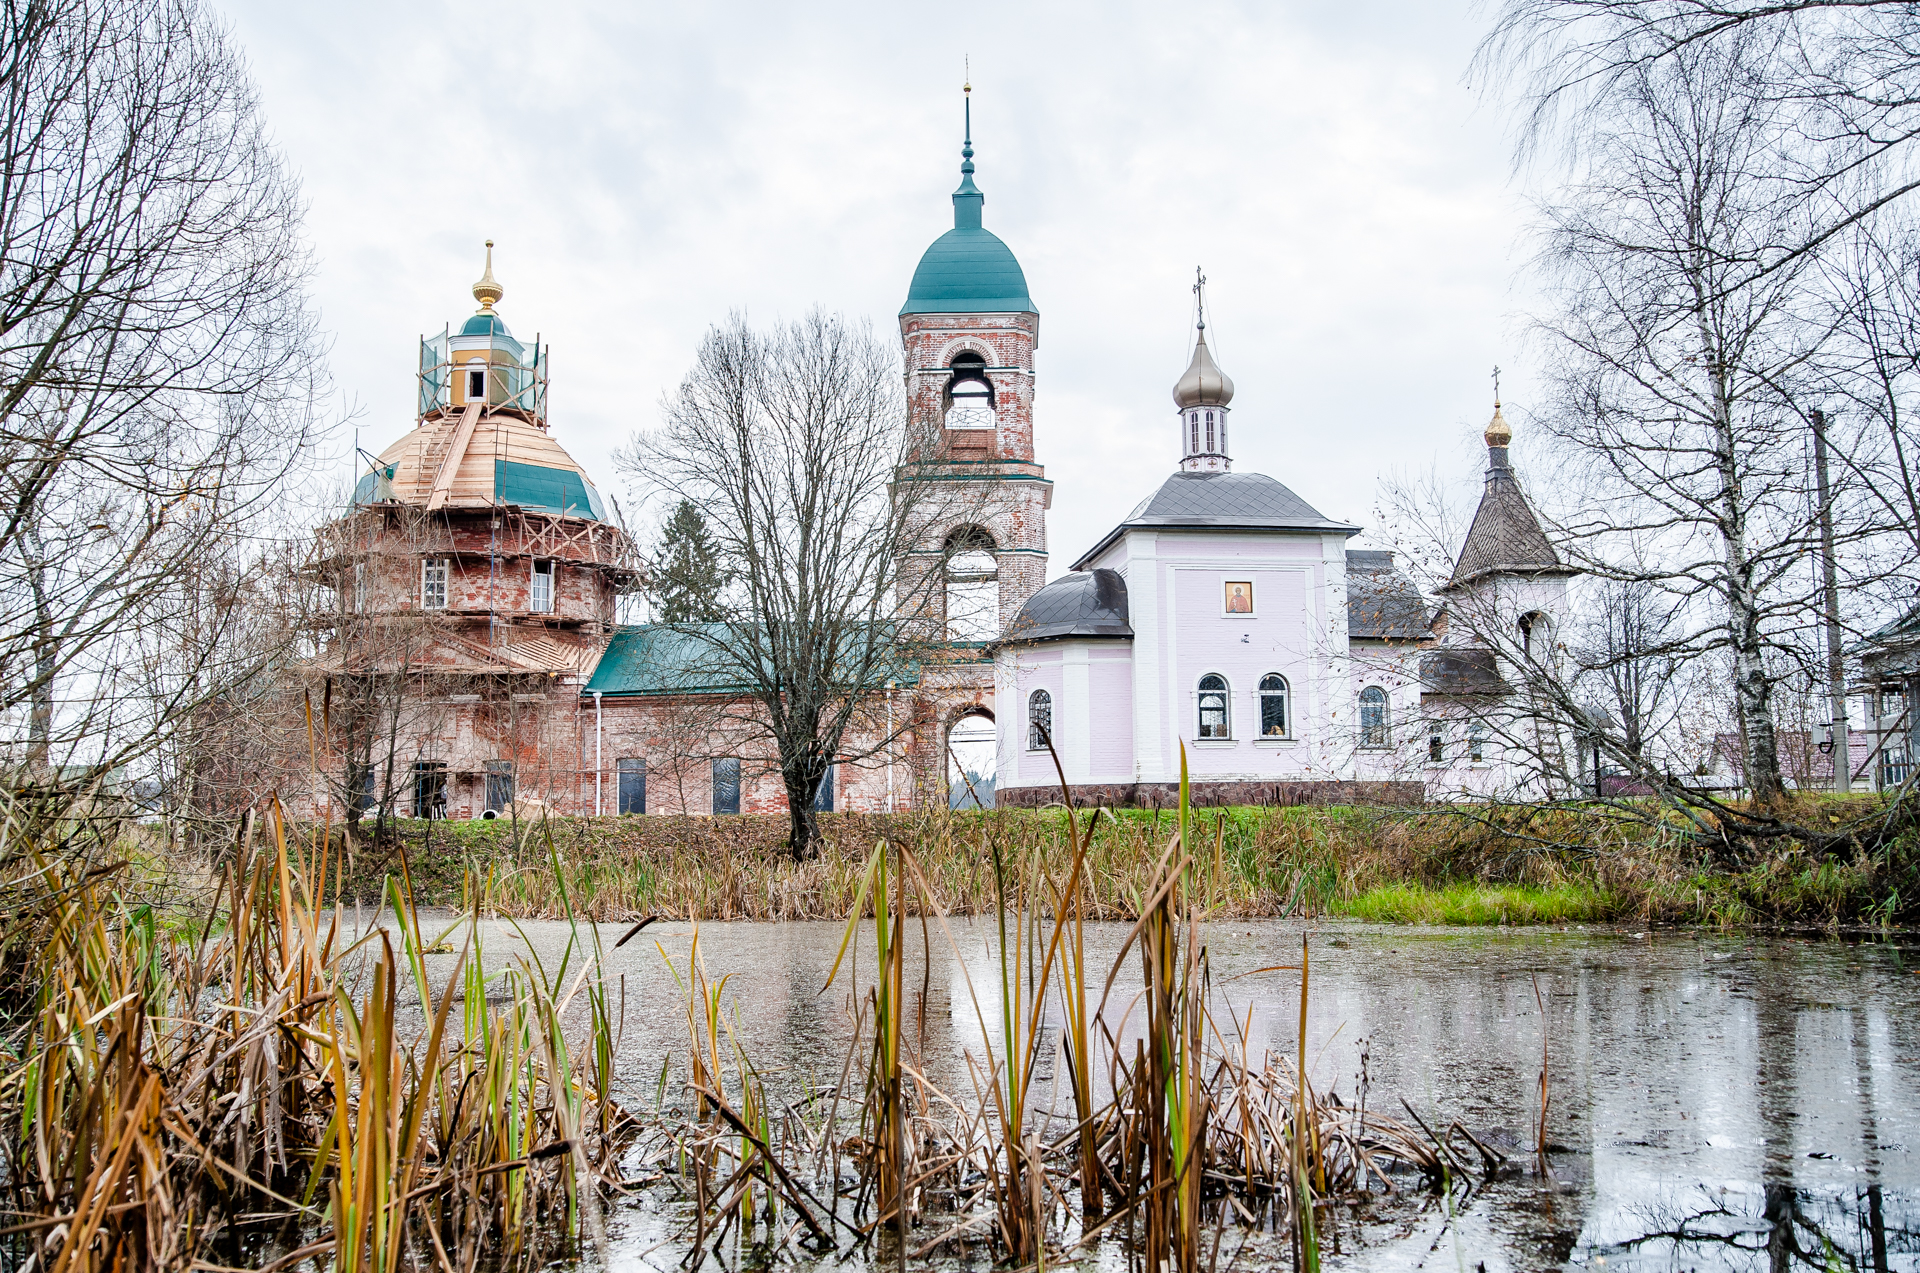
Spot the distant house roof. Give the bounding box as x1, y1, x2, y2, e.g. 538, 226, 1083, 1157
1073, 471, 1359, 570
1861, 602, 1920, 679
1712, 731, 1880, 787
1447, 461, 1571, 588
999, 569, 1133, 646
1346, 550, 1430, 641
1420, 648, 1507, 698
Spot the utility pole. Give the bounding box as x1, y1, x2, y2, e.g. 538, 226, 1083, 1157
1811, 408, 1851, 792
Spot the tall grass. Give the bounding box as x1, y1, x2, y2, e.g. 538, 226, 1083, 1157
348, 792, 1920, 928
0, 798, 634, 1273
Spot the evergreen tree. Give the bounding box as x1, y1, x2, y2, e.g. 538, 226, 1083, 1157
650, 499, 732, 622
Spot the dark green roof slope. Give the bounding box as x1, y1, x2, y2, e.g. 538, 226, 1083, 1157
495, 460, 605, 520
584, 624, 927, 697
586, 626, 748, 697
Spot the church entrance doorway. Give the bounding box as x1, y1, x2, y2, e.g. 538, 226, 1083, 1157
947, 710, 995, 809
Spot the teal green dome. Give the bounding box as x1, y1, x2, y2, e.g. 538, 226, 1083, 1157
902, 226, 1035, 315
460, 311, 512, 337
901, 116, 1036, 317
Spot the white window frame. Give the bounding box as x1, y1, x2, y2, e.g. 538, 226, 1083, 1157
530, 559, 554, 613
1027, 688, 1053, 752
422, 558, 449, 610
1257, 673, 1290, 739
464, 358, 487, 404
1358, 685, 1390, 749
1197, 673, 1232, 740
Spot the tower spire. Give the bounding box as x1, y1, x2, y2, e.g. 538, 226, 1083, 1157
1484, 363, 1512, 465
472, 239, 503, 312
952, 75, 983, 230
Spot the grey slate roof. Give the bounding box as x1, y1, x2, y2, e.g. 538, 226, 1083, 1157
999, 569, 1133, 646
1345, 550, 1430, 641
1073, 471, 1359, 570
1447, 462, 1571, 588
1419, 648, 1507, 698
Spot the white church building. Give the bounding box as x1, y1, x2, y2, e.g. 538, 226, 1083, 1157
990, 310, 1573, 807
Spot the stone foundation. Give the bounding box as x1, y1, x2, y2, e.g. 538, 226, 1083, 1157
995, 780, 1426, 809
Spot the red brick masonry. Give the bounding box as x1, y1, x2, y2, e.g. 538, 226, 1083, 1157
995, 780, 1428, 809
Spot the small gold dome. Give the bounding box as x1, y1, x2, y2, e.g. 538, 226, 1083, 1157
1484, 401, 1512, 448
472, 239, 504, 311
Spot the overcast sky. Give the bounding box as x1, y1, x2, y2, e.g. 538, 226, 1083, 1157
223, 0, 1540, 575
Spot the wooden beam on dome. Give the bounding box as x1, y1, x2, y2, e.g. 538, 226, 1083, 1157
426, 400, 484, 511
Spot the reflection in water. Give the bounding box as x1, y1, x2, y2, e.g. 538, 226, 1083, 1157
417, 917, 1920, 1270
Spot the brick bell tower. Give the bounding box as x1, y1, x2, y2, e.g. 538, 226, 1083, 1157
897, 82, 1051, 649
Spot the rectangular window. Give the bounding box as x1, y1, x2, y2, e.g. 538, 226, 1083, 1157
422, 558, 449, 610
712, 757, 741, 815
352, 561, 367, 613
531, 560, 553, 613
1469, 723, 1487, 763
618, 757, 646, 815
1427, 723, 1445, 764
812, 763, 835, 813
467, 367, 486, 401
347, 761, 377, 816
485, 759, 514, 812
412, 760, 447, 819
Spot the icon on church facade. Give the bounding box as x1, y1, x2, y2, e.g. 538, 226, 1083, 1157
1224, 581, 1253, 614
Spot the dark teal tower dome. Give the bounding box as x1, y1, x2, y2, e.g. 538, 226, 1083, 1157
901, 94, 1035, 317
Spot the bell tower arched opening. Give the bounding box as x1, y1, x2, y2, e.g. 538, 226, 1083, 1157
947, 707, 996, 809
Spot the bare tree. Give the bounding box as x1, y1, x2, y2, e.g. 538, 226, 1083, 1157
1523, 27, 1865, 803
1569, 578, 1688, 761
622, 311, 980, 858
0, 0, 323, 807
1479, 1, 1920, 265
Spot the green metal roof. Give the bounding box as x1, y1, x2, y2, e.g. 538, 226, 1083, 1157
495, 460, 605, 520
460, 312, 513, 337
584, 623, 928, 697
586, 626, 751, 696
901, 143, 1035, 316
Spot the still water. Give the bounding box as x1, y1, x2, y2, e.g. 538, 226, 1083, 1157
415, 915, 1920, 1271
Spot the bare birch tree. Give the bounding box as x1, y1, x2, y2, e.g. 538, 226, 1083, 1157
1523, 28, 1861, 803
622, 310, 978, 859
0, 0, 323, 807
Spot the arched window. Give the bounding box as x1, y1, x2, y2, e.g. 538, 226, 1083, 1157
1205, 410, 1216, 451
1197, 674, 1230, 739
1190, 411, 1200, 454
1027, 689, 1053, 751
944, 353, 996, 430
1519, 611, 1553, 664
465, 358, 487, 403
1359, 686, 1389, 749
1259, 673, 1289, 737
944, 526, 998, 642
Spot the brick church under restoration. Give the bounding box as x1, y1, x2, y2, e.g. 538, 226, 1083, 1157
296, 97, 1603, 823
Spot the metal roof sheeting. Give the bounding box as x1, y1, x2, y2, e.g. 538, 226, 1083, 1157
1000, 568, 1133, 645
1073, 471, 1359, 570
1345, 550, 1430, 641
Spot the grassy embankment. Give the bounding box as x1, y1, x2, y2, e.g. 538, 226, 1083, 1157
342, 795, 1916, 927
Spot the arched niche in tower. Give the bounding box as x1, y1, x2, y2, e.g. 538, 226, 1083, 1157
943, 352, 996, 430
943, 525, 999, 642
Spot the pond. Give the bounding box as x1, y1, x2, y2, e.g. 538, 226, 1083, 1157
405, 914, 1920, 1271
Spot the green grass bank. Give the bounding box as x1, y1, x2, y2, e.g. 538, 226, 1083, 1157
336, 796, 1917, 928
